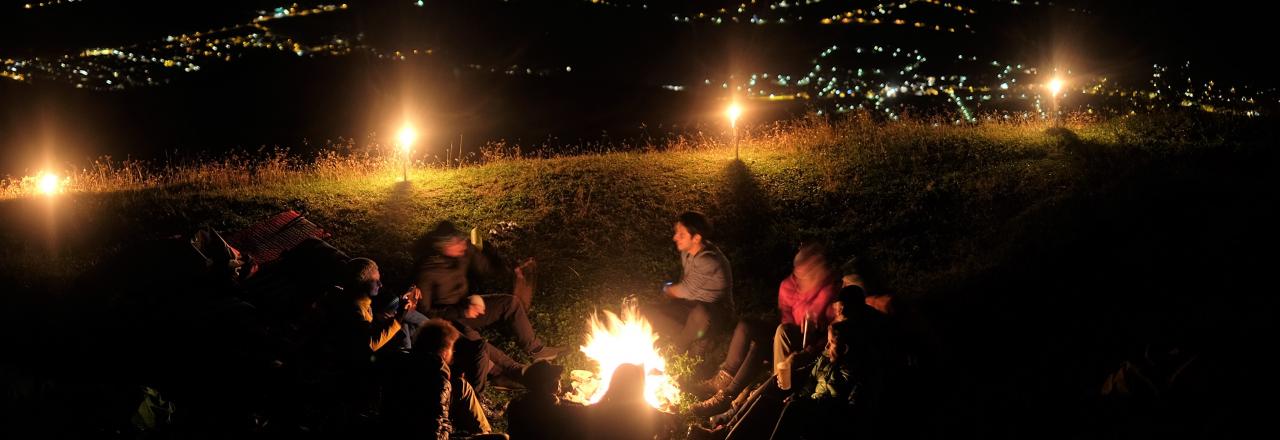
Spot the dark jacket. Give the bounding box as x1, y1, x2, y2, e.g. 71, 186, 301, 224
382, 352, 453, 439
507, 392, 587, 440
309, 289, 401, 367
414, 243, 501, 320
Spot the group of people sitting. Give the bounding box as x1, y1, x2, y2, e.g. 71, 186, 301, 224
644, 211, 898, 440
302, 211, 899, 439
302, 220, 563, 438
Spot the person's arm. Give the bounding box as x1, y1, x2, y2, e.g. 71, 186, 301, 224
811, 282, 839, 328
671, 252, 728, 303
358, 299, 402, 352
778, 277, 797, 326
421, 367, 453, 440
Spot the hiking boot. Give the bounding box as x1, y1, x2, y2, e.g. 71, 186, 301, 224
691, 390, 733, 417
687, 369, 733, 397
708, 407, 734, 429
529, 345, 565, 361
686, 424, 727, 440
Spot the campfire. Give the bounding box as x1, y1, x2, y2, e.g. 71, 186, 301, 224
564, 298, 682, 411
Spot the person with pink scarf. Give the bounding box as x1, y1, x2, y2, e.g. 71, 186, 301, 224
688, 242, 839, 416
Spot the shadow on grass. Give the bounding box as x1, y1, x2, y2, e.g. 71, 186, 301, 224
714, 159, 792, 314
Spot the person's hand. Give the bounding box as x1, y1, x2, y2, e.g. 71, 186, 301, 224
515, 257, 537, 278
464, 295, 486, 318
403, 285, 421, 312
661, 281, 675, 297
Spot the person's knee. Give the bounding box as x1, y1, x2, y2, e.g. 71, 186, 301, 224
774, 323, 798, 341
485, 293, 517, 309
454, 377, 477, 401
689, 303, 712, 324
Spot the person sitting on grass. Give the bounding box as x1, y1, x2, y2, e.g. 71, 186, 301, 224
413, 220, 563, 390
688, 241, 837, 416
768, 318, 884, 440
642, 211, 734, 354
690, 319, 880, 440
303, 257, 419, 431
381, 318, 507, 439
319, 258, 416, 357
506, 360, 587, 440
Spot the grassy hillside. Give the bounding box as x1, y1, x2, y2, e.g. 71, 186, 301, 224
1, 112, 1276, 436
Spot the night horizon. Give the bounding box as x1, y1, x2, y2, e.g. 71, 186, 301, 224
1, 1, 1277, 439
2, 0, 1275, 174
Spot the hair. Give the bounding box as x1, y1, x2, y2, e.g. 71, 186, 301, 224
523, 360, 565, 395
795, 241, 830, 266
600, 363, 646, 404
413, 319, 461, 358
429, 220, 465, 246
828, 320, 858, 358
676, 211, 713, 241
837, 284, 866, 306
840, 254, 885, 294
342, 257, 379, 293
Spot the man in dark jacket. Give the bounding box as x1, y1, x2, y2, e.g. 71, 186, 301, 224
414, 221, 563, 389
383, 318, 499, 438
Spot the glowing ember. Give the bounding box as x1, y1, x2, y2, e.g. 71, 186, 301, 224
567, 300, 681, 411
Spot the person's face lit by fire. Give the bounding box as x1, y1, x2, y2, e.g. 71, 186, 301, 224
358, 266, 382, 298
831, 300, 846, 322
441, 236, 468, 258
442, 340, 455, 365
672, 222, 701, 254
824, 326, 840, 361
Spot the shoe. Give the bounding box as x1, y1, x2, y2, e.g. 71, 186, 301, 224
708, 405, 735, 428
687, 370, 733, 397
686, 424, 727, 440
529, 345, 565, 361
690, 390, 733, 417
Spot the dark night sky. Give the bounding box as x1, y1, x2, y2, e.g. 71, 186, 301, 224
0, 1, 1270, 66
0, 0, 1274, 174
